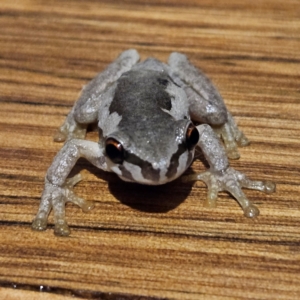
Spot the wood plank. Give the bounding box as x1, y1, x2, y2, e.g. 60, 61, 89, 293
0, 0, 299, 299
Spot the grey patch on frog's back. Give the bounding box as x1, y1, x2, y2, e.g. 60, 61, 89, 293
109, 69, 173, 119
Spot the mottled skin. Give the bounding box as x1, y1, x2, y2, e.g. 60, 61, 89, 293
32, 49, 275, 236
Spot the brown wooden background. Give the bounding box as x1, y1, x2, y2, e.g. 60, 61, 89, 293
0, 0, 299, 299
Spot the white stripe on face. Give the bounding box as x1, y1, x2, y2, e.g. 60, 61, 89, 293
116, 150, 194, 185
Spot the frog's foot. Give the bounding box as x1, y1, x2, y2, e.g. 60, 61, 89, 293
53, 121, 87, 143
64, 175, 95, 213
32, 173, 94, 236
234, 129, 250, 147
213, 112, 250, 159
182, 167, 275, 217
214, 123, 240, 160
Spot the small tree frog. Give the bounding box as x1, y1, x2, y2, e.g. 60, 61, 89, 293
32, 49, 276, 236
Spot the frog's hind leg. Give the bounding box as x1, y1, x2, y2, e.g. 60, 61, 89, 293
54, 49, 140, 142
168, 52, 249, 159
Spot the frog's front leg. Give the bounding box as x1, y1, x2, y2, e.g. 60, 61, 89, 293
183, 124, 275, 217
168, 52, 248, 159
54, 49, 140, 142
32, 139, 108, 236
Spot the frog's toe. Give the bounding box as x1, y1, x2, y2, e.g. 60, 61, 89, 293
239, 176, 276, 194
81, 201, 95, 213
236, 133, 250, 147
243, 205, 260, 218
66, 188, 95, 213
204, 193, 218, 208
54, 221, 70, 237
53, 129, 67, 143
65, 173, 83, 188
72, 196, 95, 213
262, 181, 276, 194
32, 218, 48, 231
225, 144, 240, 160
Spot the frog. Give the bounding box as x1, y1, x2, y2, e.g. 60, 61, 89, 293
32, 49, 276, 236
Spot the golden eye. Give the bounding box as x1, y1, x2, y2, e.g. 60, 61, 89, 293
186, 123, 199, 150
105, 138, 124, 164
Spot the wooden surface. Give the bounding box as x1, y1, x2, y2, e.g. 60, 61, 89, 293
0, 0, 299, 299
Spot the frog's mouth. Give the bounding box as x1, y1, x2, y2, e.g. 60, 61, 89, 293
116, 148, 194, 186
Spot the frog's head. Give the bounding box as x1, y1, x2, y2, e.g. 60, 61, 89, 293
104, 119, 199, 185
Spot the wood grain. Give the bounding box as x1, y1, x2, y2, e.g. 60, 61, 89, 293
0, 0, 299, 299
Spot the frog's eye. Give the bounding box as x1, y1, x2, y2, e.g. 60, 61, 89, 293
105, 138, 124, 164
186, 124, 199, 150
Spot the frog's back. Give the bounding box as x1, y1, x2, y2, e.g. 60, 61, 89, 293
109, 69, 174, 128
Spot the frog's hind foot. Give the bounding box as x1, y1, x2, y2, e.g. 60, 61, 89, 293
213, 123, 240, 160
214, 112, 250, 160
53, 122, 87, 143
235, 129, 250, 147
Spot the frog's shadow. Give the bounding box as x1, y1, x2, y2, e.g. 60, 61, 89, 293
71, 158, 196, 213
107, 177, 194, 213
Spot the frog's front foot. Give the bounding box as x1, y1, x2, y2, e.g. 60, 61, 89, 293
182, 167, 275, 217
32, 173, 94, 236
